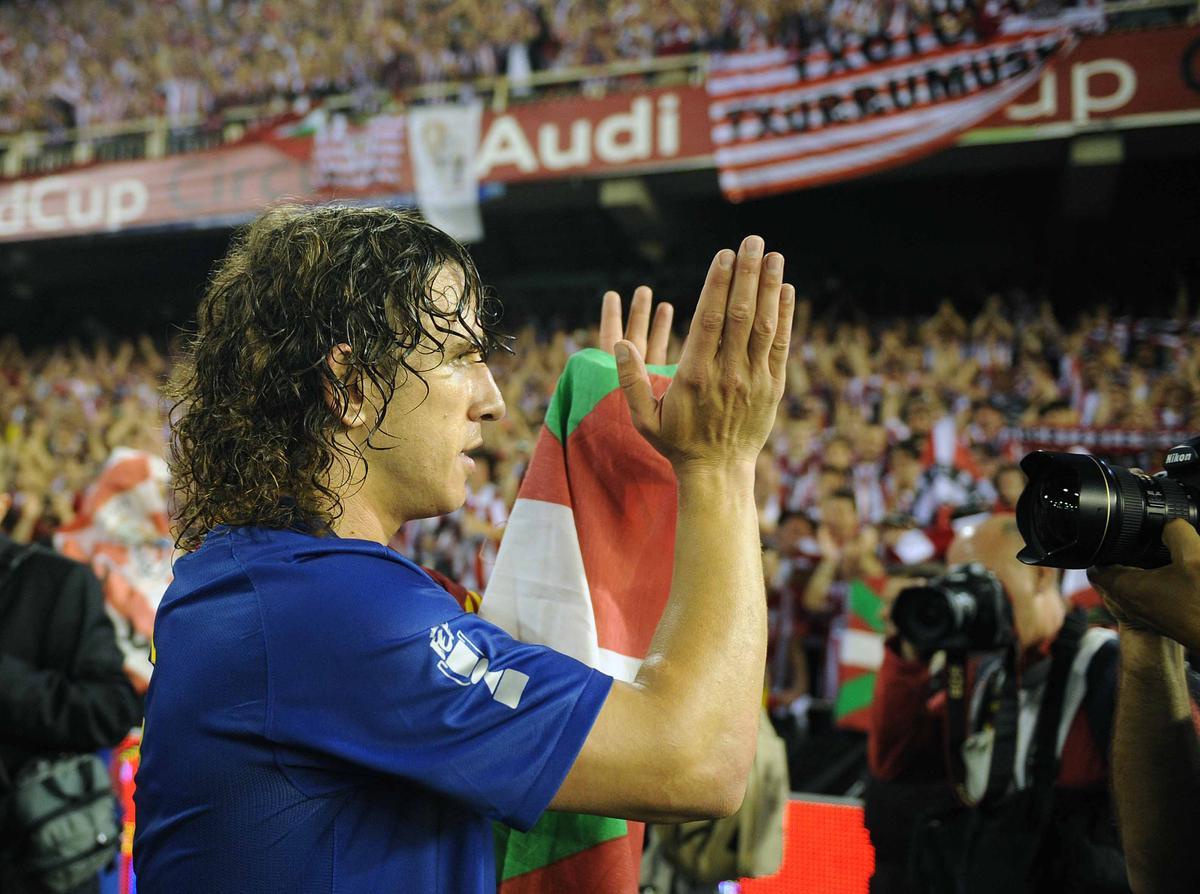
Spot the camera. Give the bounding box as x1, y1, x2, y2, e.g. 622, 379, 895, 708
891, 563, 1014, 654
1015, 438, 1200, 570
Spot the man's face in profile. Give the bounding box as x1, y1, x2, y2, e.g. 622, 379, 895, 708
354, 265, 506, 525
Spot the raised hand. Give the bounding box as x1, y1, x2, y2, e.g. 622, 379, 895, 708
598, 285, 675, 366
612, 236, 794, 471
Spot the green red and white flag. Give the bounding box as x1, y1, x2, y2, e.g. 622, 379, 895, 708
482, 348, 677, 893
833, 577, 889, 733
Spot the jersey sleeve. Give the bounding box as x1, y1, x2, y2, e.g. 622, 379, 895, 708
256, 549, 612, 831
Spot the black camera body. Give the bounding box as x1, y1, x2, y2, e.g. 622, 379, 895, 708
1015, 437, 1200, 570
892, 563, 1015, 654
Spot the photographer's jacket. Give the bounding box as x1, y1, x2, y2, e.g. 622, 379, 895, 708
868, 628, 1118, 790
0, 535, 142, 883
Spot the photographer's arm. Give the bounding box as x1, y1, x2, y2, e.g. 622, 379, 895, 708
867, 639, 943, 780
1090, 521, 1200, 891
1109, 630, 1200, 892
549, 238, 793, 822
0, 563, 141, 751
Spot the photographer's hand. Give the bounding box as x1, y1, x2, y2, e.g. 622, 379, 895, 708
1089, 519, 1200, 652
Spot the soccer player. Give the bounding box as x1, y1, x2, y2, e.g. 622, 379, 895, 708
132, 205, 794, 893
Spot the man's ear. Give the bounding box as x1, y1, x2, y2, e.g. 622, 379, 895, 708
324, 343, 368, 429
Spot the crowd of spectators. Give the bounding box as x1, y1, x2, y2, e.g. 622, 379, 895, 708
3, 295, 1198, 724
1, 0, 1100, 137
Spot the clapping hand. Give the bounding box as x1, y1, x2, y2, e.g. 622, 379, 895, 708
610, 236, 794, 472
597, 285, 675, 367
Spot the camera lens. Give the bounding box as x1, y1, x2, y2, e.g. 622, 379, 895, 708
913, 592, 949, 632
1017, 447, 1200, 569
1030, 469, 1080, 554
891, 567, 1011, 653
892, 586, 952, 653
1017, 451, 1116, 568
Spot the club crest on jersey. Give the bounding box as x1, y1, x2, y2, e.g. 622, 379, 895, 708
428, 623, 529, 709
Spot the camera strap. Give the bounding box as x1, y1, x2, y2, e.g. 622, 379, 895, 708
942, 611, 1089, 808
942, 642, 1020, 808
1027, 610, 1087, 789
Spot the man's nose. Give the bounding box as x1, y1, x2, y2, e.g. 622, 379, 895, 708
472, 364, 506, 423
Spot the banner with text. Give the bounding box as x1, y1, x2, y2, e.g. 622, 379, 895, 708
1, 25, 1195, 242
707, 7, 1105, 200
0, 85, 711, 243
969, 24, 1200, 135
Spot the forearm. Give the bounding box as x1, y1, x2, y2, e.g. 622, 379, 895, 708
636, 464, 765, 805
1112, 628, 1200, 892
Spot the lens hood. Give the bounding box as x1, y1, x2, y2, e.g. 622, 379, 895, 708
1016, 451, 1115, 568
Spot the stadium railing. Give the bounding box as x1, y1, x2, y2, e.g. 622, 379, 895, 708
0, 52, 706, 180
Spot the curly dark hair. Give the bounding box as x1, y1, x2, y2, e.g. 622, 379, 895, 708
167, 204, 506, 551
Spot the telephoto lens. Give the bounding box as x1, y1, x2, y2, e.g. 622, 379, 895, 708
1015, 438, 1200, 569
891, 564, 1014, 654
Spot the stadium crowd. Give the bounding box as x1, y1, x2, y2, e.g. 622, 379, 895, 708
2, 295, 1198, 712
2, 0, 1080, 136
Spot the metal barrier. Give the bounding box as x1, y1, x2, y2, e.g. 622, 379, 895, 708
0, 53, 707, 180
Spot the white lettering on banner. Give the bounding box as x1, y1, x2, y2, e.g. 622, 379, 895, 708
476, 93, 682, 177
1003, 58, 1139, 123
1005, 71, 1058, 120
477, 117, 539, 173
66, 184, 105, 228
30, 177, 70, 230
657, 93, 680, 156
1072, 58, 1137, 123
107, 180, 149, 229
0, 183, 25, 236
539, 120, 590, 170
594, 97, 653, 163
0, 177, 149, 237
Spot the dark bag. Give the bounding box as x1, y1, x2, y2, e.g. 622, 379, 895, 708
909, 778, 1054, 894
0, 538, 119, 893
9, 755, 119, 893
909, 613, 1128, 894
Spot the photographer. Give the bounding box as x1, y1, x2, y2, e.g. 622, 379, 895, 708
0, 491, 142, 893
867, 515, 1128, 892
1089, 519, 1200, 893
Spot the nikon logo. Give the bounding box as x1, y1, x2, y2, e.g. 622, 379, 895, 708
1166, 451, 1193, 464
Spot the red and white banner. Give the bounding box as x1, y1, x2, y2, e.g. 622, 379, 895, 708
0, 25, 1194, 241
707, 9, 1103, 200
971, 24, 1200, 133
0, 86, 711, 243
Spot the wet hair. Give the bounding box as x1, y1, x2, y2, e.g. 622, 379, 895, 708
167, 204, 506, 551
